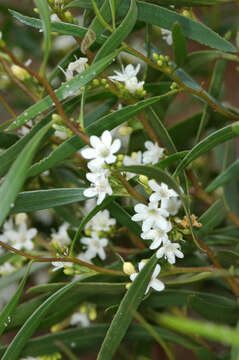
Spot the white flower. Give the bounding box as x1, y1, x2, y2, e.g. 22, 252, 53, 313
70, 312, 90, 327
0, 282, 18, 311
53, 35, 76, 51
54, 129, 68, 140
161, 29, 173, 45
51, 222, 71, 248
156, 240, 184, 264
18, 120, 33, 137
132, 202, 169, 232
81, 232, 108, 260
148, 180, 178, 207
82, 199, 97, 216
108, 64, 144, 94
143, 141, 164, 165
50, 13, 60, 22
52, 257, 72, 272
164, 197, 182, 216
84, 173, 113, 205
130, 262, 165, 294
141, 221, 172, 250
0, 262, 15, 276
34, 209, 53, 226
59, 57, 88, 82
109, 64, 141, 82
125, 77, 144, 94
86, 210, 116, 232
20, 357, 39, 360
81, 130, 121, 168
123, 151, 142, 179
0, 216, 37, 251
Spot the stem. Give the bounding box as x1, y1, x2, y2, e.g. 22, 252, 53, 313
113, 171, 148, 204
3, 46, 91, 146
0, 240, 124, 276
0, 92, 17, 118
91, 0, 113, 33
0, 58, 39, 102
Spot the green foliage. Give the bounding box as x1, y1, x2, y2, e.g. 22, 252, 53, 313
1, 1, 239, 359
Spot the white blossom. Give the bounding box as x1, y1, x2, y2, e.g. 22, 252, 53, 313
123, 151, 143, 179
141, 221, 172, 250
70, 312, 90, 327
143, 141, 164, 165
51, 222, 71, 248
108, 64, 144, 94
81, 130, 121, 168
85, 210, 116, 232
0, 282, 18, 311
164, 197, 182, 216
132, 202, 169, 232
148, 180, 178, 207
53, 35, 76, 51
60, 57, 88, 82
0, 262, 15, 276
0, 216, 37, 251
161, 29, 173, 45
130, 262, 165, 294
156, 240, 184, 264
81, 232, 108, 260
84, 173, 113, 205
52, 257, 72, 272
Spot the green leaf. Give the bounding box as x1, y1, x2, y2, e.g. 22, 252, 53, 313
196, 200, 226, 237
7, 50, 120, 131
174, 122, 239, 176
28, 95, 167, 177
10, 10, 107, 45
0, 133, 19, 149
10, 188, 87, 214
0, 323, 201, 357
172, 22, 187, 67
0, 122, 52, 227
34, 0, 51, 75
206, 158, 239, 193
145, 106, 177, 154
188, 294, 239, 324
0, 262, 32, 336
94, 0, 137, 62
184, 50, 223, 73
97, 254, 158, 360
1, 277, 88, 360
159, 313, 239, 347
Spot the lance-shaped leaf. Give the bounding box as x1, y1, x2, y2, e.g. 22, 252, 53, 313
97, 254, 158, 360
206, 158, 239, 193
172, 22, 187, 67
174, 122, 239, 176
0, 262, 32, 336
0, 122, 52, 227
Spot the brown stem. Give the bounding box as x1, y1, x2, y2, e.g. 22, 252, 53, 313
0, 92, 17, 118
0, 58, 39, 102
3, 46, 91, 146
114, 171, 148, 204
0, 240, 124, 276
137, 112, 163, 146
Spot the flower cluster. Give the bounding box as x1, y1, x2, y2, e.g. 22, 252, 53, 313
0, 213, 37, 251
81, 130, 121, 205
108, 64, 145, 95
132, 180, 184, 264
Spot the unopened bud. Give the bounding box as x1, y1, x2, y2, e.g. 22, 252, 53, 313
52, 113, 62, 123
92, 78, 100, 86
117, 154, 124, 161
152, 53, 159, 61
64, 11, 73, 22
157, 60, 163, 67
64, 267, 74, 275
15, 212, 28, 225
182, 10, 190, 17
139, 175, 148, 186
125, 282, 132, 290
119, 126, 133, 136
123, 262, 136, 275
89, 307, 97, 320
11, 65, 30, 81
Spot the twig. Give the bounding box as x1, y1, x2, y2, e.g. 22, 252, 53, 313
113, 171, 148, 204
0, 240, 124, 276
0, 92, 17, 118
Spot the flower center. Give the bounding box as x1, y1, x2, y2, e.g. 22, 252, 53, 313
99, 145, 110, 158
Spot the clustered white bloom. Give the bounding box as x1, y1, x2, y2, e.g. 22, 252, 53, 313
85, 209, 116, 232
51, 222, 71, 248
81, 130, 121, 205
0, 213, 37, 251
0, 262, 15, 276
132, 181, 184, 264
108, 64, 144, 94
81, 232, 108, 261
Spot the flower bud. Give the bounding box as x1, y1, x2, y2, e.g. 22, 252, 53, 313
64, 11, 73, 22
52, 113, 62, 123
92, 78, 100, 86
118, 126, 133, 136
64, 267, 74, 275
89, 307, 97, 320
123, 262, 136, 275
157, 60, 163, 67
125, 282, 132, 290
11, 65, 30, 81
139, 175, 148, 186
15, 213, 28, 225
